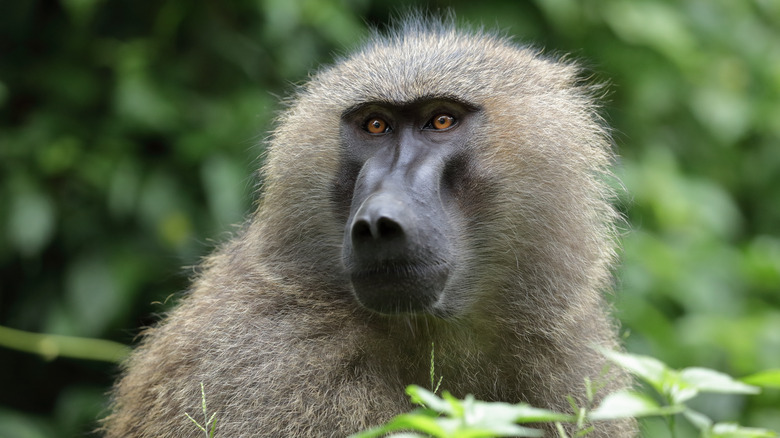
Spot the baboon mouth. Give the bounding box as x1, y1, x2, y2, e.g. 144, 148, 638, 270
351, 261, 449, 279
348, 262, 450, 314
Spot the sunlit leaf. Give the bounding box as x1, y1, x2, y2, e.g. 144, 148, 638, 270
683, 409, 713, 430
384, 414, 448, 436
600, 349, 668, 388
407, 386, 455, 415
463, 398, 572, 425
396, 387, 551, 437
711, 422, 779, 438
348, 412, 444, 438
386, 434, 428, 438
589, 390, 683, 420
680, 368, 760, 395
742, 370, 780, 389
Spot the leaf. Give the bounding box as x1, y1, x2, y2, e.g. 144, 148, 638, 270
741, 370, 780, 389
463, 399, 572, 425
209, 416, 217, 438
200, 154, 247, 227
600, 349, 668, 388
458, 397, 560, 436
601, 350, 760, 403
386, 434, 428, 438
711, 423, 779, 438
455, 424, 544, 438
184, 412, 207, 433
348, 426, 390, 438
443, 392, 466, 418
680, 368, 760, 395
406, 386, 455, 415
602, 1, 695, 68
385, 387, 553, 438
7, 187, 56, 257
683, 409, 713, 430
348, 412, 446, 438
600, 349, 696, 402
589, 390, 683, 420
388, 414, 449, 436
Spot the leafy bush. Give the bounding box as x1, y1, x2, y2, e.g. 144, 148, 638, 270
351, 351, 780, 438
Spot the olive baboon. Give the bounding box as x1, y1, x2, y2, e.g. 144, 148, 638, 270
104, 19, 636, 437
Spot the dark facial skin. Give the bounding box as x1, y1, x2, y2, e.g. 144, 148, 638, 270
337, 98, 479, 315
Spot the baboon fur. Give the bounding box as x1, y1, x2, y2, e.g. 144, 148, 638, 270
104, 19, 636, 437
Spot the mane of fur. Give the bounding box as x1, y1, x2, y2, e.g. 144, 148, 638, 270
103, 18, 635, 438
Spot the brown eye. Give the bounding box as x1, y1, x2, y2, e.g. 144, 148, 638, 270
365, 118, 389, 134
428, 114, 456, 130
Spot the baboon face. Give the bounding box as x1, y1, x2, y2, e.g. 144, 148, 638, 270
338, 98, 480, 315
266, 26, 612, 321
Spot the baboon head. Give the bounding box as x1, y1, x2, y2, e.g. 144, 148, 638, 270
104, 18, 632, 438
259, 20, 615, 319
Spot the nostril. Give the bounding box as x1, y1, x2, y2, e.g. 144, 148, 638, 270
350, 216, 405, 242
349, 193, 412, 245
376, 217, 403, 239
352, 219, 372, 240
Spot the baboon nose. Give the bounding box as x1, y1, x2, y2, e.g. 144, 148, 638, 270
349, 192, 415, 253
351, 215, 404, 242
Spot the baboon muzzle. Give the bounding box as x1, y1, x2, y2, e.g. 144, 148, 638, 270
342, 136, 454, 315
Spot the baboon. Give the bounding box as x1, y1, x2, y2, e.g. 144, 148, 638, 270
104, 18, 636, 437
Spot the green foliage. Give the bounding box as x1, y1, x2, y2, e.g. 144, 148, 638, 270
185, 383, 218, 438
351, 386, 572, 438
595, 350, 776, 437
742, 370, 780, 390
356, 351, 778, 438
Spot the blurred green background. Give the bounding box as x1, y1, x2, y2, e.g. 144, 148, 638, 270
1, 0, 778, 436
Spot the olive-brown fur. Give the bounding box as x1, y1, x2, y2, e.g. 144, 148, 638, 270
104, 19, 636, 437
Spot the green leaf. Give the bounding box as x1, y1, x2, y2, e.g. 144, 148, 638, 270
184, 412, 207, 433
683, 409, 713, 430
711, 422, 779, 438
209, 416, 217, 438
602, 350, 761, 404
387, 414, 449, 436
680, 368, 760, 396
741, 370, 780, 389
386, 434, 428, 438
589, 390, 683, 420
443, 392, 466, 418
378, 387, 554, 438
7, 186, 56, 257
348, 412, 444, 438
601, 349, 694, 401
463, 399, 572, 425
200, 154, 247, 227
61, 255, 124, 337
600, 349, 668, 388
407, 386, 455, 415
457, 397, 558, 436
347, 425, 390, 438
603, 1, 696, 68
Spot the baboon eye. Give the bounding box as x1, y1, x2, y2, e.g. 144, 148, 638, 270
425, 114, 456, 131
365, 117, 390, 134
